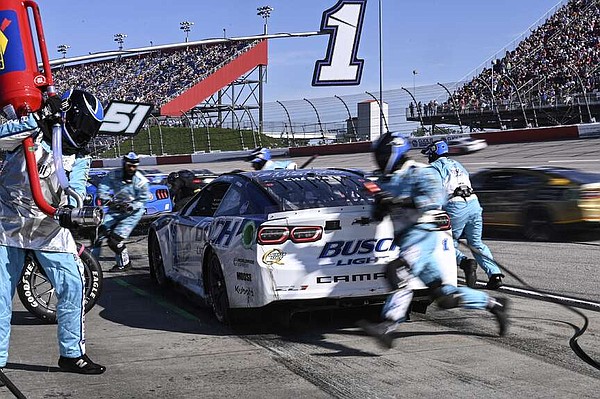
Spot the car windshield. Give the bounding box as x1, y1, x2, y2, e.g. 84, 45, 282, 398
258, 173, 373, 211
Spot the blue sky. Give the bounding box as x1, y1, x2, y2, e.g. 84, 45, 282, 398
40, 1, 563, 102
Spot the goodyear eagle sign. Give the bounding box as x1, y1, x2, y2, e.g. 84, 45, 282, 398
0, 11, 25, 75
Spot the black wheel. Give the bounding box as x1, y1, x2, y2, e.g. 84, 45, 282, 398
148, 232, 168, 287
523, 207, 554, 241
206, 252, 231, 324
17, 243, 103, 323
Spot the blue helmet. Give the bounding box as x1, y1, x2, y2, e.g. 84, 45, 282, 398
372, 132, 411, 174
421, 140, 448, 163
61, 89, 104, 151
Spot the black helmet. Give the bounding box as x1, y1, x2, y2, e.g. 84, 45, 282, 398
61, 89, 104, 150
372, 132, 411, 174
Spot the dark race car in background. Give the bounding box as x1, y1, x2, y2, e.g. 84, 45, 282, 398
147, 169, 457, 324
471, 166, 600, 240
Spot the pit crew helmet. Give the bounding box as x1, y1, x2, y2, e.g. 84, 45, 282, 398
421, 140, 448, 163
61, 89, 104, 153
122, 152, 140, 165
247, 147, 272, 170
373, 132, 411, 174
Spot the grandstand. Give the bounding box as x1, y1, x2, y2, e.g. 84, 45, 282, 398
409, 0, 600, 130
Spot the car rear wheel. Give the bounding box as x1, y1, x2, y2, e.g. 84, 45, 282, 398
148, 232, 168, 287
523, 207, 554, 241
207, 252, 231, 324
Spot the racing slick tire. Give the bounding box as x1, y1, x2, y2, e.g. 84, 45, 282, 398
206, 252, 232, 325
148, 231, 169, 287
17, 244, 103, 324
523, 207, 555, 241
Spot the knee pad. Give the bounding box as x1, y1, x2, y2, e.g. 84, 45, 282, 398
427, 279, 461, 309
385, 257, 411, 290
107, 233, 126, 254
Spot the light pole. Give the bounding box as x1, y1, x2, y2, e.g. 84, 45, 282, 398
113, 33, 127, 51
179, 21, 194, 43
57, 44, 70, 58
257, 5, 273, 35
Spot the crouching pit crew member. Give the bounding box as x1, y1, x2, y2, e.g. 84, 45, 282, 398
92, 152, 150, 272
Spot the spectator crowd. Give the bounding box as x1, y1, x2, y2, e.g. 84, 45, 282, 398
434, 0, 600, 116
52, 40, 259, 108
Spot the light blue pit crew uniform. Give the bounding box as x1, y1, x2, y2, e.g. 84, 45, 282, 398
429, 157, 501, 278
379, 160, 491, 324
92, 168, 150, 267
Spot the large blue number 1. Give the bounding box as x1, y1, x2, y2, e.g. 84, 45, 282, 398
312, 0, 367, 86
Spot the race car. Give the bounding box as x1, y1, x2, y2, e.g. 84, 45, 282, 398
447, 137, 488, 155
147, 169, 457, 324
85, 168, 172, 221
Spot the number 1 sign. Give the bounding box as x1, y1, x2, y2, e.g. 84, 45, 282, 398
312, 0, 367, 86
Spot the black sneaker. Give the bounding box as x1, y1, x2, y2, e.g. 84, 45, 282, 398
108, 263, 132, 272
58, 354, 106, 375
489, 297, 510, 336
357, 320, 396, 349
459, 258, 478, 288
486, 274, 504, 290
0, 368, 4, 387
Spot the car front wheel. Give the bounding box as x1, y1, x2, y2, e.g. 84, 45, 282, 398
523, 207, 554, 241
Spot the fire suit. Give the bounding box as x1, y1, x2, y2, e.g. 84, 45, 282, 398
0, 116, 89, 367
428, 157, 501, 278
377, 160, 490, 324
92, 168, 150, 268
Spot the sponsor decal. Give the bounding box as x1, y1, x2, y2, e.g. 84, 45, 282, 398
319, 238, 397, 265
275, 285, 308, 292
241, 220, 256, 249
262, 249, 286, 265
316, 271, 387, 283
319, 238, 397, 258
233, 258, 255, 267
236, 272, 252, 282
235, 285, 254, 297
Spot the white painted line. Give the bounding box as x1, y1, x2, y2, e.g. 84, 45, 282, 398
548, 159, 599, 163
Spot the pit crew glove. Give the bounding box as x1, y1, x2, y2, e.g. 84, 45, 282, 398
39, 96, 63, 125
372, 191, 416, 221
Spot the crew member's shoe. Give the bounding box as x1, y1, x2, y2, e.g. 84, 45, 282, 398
488, 297, 510, 336
108, 262, 132, 272
357, 320, 396, 349
459, 258, 478, 288
0, 368, 5, 387
486, 274, 504, 290
58, 354, 106, 374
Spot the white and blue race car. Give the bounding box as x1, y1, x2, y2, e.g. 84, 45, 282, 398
147, 169, 457, 324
